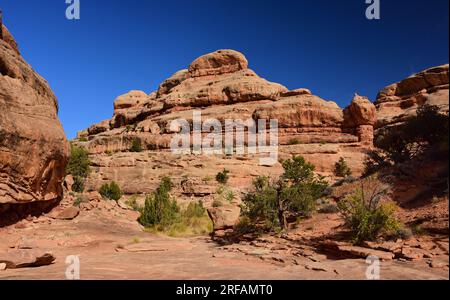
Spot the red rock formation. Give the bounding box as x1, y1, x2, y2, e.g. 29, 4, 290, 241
0, 24, 69, 211
76, 50, 376, 194
375, 64, 449, 130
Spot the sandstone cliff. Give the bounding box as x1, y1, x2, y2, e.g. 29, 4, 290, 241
0, 23, 69, 213
76, 50, 375, 197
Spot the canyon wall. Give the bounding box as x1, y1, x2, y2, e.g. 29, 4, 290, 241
0, 22, 69, 218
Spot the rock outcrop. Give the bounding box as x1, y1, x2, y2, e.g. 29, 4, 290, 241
76, 50, 376, 196
0, 22, 69, 215
375, 64, 449, 130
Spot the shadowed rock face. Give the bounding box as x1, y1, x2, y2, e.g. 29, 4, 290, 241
0, 24, 69, 206
375, 64, 449, 130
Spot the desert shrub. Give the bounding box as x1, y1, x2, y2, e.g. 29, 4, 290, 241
184, 201, 206, 219
214, 186, 235, 204
234, 216, 258, 235
216, 169, 230, 184
139, 177, 178, 228
139, 179, 212, 237
241, 156, 328, 232
72, 176, 85, 193
334, 157, 352, 178
67, 145, 91, 179
78, 137, 88, 142
99, 181, 123, 201
365, 105, 449, 175
338, 177, 401, 244
288, 138, 301, 145
73, 196, 88, 207
130, 138, 143, 152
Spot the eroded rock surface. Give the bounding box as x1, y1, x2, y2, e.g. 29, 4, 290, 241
375, 64, 449, 130
0, 23, 69, 211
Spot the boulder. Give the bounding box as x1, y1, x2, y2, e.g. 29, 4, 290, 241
49, 206, 80, 220
188, 49, 249, 77
207, 204, 241, 231
0, 249, 56, 269
344, 94, 376, 127
114, 90, 149, 112
0, 24, 69, 206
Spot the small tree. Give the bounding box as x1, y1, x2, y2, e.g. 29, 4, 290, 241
139, 177, 180, 228
216, 169, 230, 184
241, 156, 328, 231
99, 181, 123, 201
67, 145, 91, 178
130, 138, 143, 152
334, 157, 352, 178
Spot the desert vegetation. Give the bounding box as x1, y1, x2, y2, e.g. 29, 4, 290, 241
239, 156, 328, 232
334, 157, 352, 178
138, 177, 212, 237
99, 181, 123, 201
66, 145, 91, 193
365, 105, 449, 175
337, 176, 401, 244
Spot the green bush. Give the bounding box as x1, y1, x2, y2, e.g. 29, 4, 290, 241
139, 178, 212, 237
184, 201, 206, 219
214, 186, 235, 204
99, 181, 123, 201
139, 177, 179, 228
334, 157, 352, 178
338, 177, 400, 244
130, 138, 143, 152
73, 196, 88, 207
67, 145, 91, 179
78, 137, 88, 142
241, 156, 328, 232
288, 138, 301, 145
72, 176, 85, 193
216, 169, 230, 184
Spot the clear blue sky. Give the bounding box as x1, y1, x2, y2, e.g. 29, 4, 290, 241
1, 0, 448, 139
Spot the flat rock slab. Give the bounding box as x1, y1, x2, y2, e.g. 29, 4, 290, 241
116, 243, 168, 253
337, 245, 394, 261
0, 250, 56, 269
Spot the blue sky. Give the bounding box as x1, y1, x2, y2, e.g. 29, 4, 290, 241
1, 0, 448, 139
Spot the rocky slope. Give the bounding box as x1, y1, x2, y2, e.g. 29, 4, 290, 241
0, 21, 69, 221
76, 50, 376, 198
